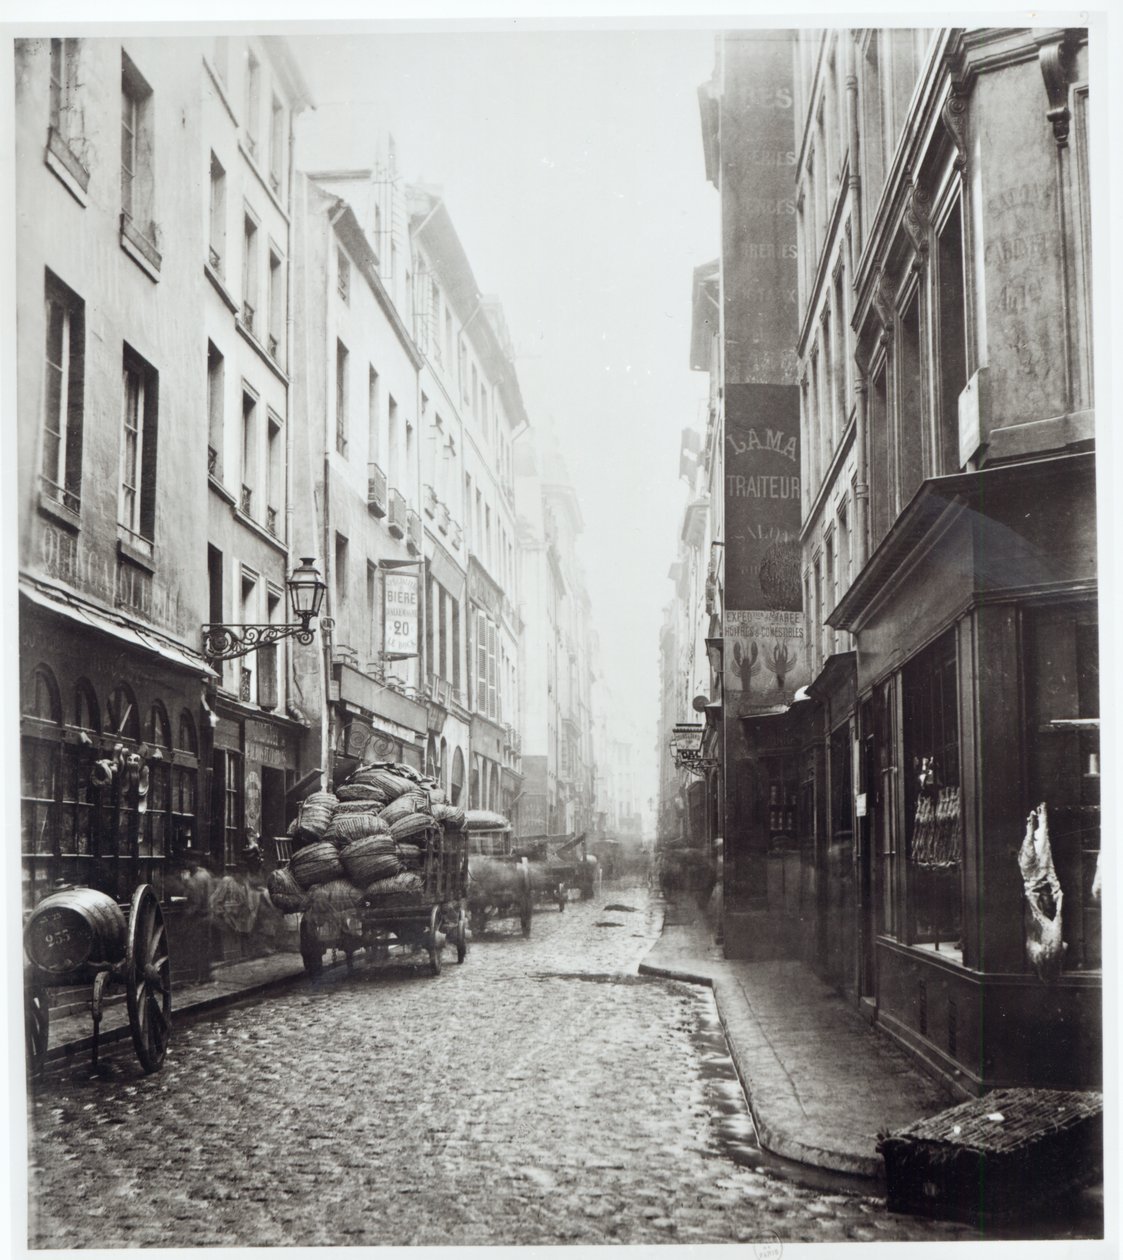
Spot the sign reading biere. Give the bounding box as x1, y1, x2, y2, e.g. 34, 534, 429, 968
383, 572, 419, 658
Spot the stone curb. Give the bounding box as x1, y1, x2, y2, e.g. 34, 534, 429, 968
42, 956, 336, 1069
639, 955, 884, 1183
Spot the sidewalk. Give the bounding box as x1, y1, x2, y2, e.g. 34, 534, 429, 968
40, 949, 318, 1071
639, 899, 955, 1181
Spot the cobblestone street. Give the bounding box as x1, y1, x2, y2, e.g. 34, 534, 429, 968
28, 885, 981, 1247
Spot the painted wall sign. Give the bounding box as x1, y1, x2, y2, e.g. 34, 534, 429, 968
383, 571, 419, 658
723, 609, 806, 709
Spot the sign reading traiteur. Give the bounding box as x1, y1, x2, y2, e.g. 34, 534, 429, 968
383, 572, 419, 658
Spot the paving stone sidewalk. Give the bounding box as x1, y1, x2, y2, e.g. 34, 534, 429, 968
639, 902, 955, 1179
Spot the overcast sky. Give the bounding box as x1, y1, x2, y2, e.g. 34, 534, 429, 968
297, 30, 718, 814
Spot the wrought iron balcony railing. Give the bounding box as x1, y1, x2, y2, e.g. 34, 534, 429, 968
367, 463, 388, 517
437, 502, 450, 535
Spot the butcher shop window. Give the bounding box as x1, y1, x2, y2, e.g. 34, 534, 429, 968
902, 630, 962, 955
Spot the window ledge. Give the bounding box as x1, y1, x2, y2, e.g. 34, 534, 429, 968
44, 128, 90, 206
237, 139, 290, 222
208, 472, 237, 506
203, 56, 239, 128
231, 505, 287, 555
37, 487, 81, 532
235, 317, 290, 385
117, 533, 156, 573
205, 261, 239, 315
120, 217, 162, 281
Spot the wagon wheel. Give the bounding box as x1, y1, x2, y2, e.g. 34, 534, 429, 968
300, 915, 323, 977
455, 906, 468, 964
427, 904, 445, 976
126, 884, 172, 1074
25, 978, 50, 1080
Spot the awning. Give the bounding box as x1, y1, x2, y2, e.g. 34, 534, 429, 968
21, 581, 216, 678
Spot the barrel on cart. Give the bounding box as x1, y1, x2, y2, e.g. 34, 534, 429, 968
23, 883, 171, 1078
465, 811, 533, 937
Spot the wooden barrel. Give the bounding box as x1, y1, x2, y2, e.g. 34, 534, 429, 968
24, 887, 128, 978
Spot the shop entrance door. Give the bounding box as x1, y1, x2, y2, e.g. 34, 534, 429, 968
858, 698, 876, 1001
260, 766, 287, 860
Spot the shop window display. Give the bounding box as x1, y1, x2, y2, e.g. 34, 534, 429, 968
902, 632, 962, 954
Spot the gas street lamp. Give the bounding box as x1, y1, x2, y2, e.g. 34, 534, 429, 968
202, 556, 327, 662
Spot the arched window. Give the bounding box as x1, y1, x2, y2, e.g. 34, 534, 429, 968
147, 701, 171, 749
73, 679, 100, 732
106, 683, 140, 742
176, 710, 198, 753
24, 664, 61, 722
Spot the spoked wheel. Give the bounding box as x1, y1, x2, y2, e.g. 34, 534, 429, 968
25, 978, 50, 1080
126, 885, 172, 1074
300, 915, 323, 977
455, 906, 468, 964
427, 905, 445, 976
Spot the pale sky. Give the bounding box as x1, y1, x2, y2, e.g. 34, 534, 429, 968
297, 30, 718, 816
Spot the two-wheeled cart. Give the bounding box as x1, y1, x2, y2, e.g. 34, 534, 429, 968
299, 822, 469, 977
23, 883, 171, 1078
465, 811, 533, 937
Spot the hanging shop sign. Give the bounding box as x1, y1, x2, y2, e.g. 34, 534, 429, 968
671, 723, 706, 768
383, 572, 419, 659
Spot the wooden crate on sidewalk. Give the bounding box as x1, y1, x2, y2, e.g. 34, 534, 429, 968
877, 1088, 1102, 1225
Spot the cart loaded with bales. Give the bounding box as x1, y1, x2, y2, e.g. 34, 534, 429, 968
23, 882, 171, 1078
517, 832, 599, 907
265, 762, 469, 976
464, 810, 533, 937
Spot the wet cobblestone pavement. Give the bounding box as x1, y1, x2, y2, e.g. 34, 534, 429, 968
27, 885, 987, 1247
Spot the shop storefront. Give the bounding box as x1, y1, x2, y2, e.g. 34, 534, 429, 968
831, 453, 1100, 1092
19, 585, 213, 913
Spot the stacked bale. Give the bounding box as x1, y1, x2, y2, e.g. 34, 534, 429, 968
266, 761, 456, 932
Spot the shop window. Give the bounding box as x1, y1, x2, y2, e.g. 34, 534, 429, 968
872, 679, 899, 937
212, 749, 243, 871
172, 710, 199, 860
107, 683, 140, 742
143, 703, 172, 882
830, 720, 853, 840
902, 631, 961, 953
21, 665, 62, 908
1025, 605, 1100, 970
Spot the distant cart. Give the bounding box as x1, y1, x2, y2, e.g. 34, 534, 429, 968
299, 822, 469, 977
23, 883, 171, 1078
465, 811, 533, 937
517, 832, 600, 906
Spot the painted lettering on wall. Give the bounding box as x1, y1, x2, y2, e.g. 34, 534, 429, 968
726, 474, 800, 500
724, 609, 806, 710
38, 520, 187, 635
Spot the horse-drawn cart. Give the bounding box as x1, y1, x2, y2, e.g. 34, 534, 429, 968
298, 821, 469, 977
465, 811, 533, 937
516, 832, 599, 907
23, 882, 171, 1078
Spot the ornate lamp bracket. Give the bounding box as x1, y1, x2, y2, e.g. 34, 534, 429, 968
202, 621, 316, 662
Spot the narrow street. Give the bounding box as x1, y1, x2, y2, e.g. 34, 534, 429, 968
27, 886, 977, 1248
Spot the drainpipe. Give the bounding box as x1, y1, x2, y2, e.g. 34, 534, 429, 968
322, 205, 335, 789
844, 33, 863, 258
853, 365, 869, 570
284, 103, 298, 726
